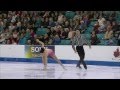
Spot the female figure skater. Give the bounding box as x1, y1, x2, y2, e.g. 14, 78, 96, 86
36, 39, 66, 70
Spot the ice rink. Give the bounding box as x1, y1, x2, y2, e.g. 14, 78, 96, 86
0, 61, 120, 79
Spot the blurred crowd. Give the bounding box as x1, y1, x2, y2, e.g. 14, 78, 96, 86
0, 11, 120, 45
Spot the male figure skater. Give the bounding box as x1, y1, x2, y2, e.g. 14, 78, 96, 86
71, 30, 91, 69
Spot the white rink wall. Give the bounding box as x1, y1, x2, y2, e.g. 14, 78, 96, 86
55, 45, 120, 62
0, 45, 120, 62
0, 45, 25, 58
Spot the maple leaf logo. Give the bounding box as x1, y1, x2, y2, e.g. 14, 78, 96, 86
113, 48, 120, 58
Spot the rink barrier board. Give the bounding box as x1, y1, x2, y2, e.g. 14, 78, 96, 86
0, 45, 120, 61
0, 57, 120, 67
0, 45, 120, 66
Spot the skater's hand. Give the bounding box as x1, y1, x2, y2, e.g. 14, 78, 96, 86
36, 39, 40, 42
89, 45, 91, 49
74, 50, 77, 53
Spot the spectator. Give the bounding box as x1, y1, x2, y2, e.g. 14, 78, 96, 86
68, 27, 73, 39
112, 21, 119, 37
4, 28, 10, 40
12, 39, 17, 45
91, 31, 100, 45
79, 20, 86, 33
25, 29, 31, 39
6, 39, 11, 44
30, 29, 35, 38
44, 17, 49, 28
48, 38, 53, 45
0, 19, 4, 33
53, 34, 61, 45
16, 21, 22, 31
57, 12, 64, 25
18, 33, 27, 45
12, 30, 18, 42
49, 17, 55, 27
74, 19, 80, 30
60, 28, 67, 39
104, 25, 113, 40
73, 11, 81, 21
9, 23, 15, 31
93, 21, 100, 34
63, 20, 70, 28
0, 33, 5, 44
26, 39, 32, 45
44, 34, 49, 44
69, 19, 74, 27
108, 16, 115, 24
98, 16, 106, 26
98, 21, 107, 33
117, 32, 120, 45
46, 28, 51, 37
8, 34, 13, 44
